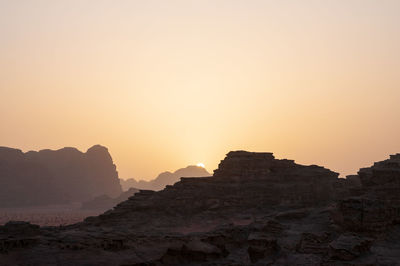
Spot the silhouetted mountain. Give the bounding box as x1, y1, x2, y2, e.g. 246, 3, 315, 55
81, 187, 140, 211
0, 145, 122, 207
4, 151, 400, 264
120, 165, 210, 191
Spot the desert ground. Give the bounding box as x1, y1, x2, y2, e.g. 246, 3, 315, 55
0, 204, 101, 226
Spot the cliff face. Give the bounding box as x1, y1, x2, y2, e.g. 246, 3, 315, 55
1, 151, 400, 265
90, 151, 343, 228
358, 153, 400, 190
333, 153, 400, 232
0, 145, 121, 207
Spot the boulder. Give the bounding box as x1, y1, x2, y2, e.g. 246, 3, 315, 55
329, 235, 372, 261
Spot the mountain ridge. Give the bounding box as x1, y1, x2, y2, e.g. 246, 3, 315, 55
0, 145, 121, 207
120, 165, 211, 191
2, 150, 400, 264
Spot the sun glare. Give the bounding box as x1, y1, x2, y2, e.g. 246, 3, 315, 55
197, 163, 205, 168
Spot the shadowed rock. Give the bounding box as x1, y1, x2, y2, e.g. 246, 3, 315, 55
120, 165, 211, 191
88, 151, 343, 228
1, 150, 400, 265
0, 145, 121, 207
333, 153, 400, 233
81, 187, 140, 211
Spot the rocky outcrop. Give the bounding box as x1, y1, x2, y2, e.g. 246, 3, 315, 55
333, 197, 400, 232
0, 145, 121, 207
120, 165, 211, 191
81, 187, 140, 211
333, 154, 400, 233
1, 151, 400, 265
358, 153, 400, 198
328, 235, 373, 261
0, 221, 40, 254
87, 151, 343, 229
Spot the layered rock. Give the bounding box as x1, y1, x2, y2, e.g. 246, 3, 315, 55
1, 150, 400, 265
0, 145, 121, 207
333, 153, 400, 233
358, 153, 400, 198
0, 221, 40, 254
86, 151, 342, 228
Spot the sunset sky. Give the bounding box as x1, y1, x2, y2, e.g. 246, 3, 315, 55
1, 0, 399, 180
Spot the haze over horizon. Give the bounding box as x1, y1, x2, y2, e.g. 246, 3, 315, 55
1, 0, 400, 180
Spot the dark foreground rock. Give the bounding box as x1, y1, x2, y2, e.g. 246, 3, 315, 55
1, 151, 400, 265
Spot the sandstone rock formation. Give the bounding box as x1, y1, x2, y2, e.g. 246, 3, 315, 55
333, 153, 400, 233
0, 145, 121, 207
1, 151, 400, 265
120, 165, 210, 191
81, 187, 140, 211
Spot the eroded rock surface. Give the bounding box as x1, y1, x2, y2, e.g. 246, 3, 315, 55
1, 151, 400, 265
333, 153, 400, 234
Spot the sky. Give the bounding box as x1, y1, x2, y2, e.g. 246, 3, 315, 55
1, 0, 400, 180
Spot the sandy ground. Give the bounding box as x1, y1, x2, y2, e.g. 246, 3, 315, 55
0, 204, 103, 226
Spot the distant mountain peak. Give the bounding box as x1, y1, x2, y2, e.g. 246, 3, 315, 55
0, 144, 121, 207
86, 144, 109, 154
120, 165, 211, 191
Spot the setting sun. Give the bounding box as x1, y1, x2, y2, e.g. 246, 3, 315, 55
1, 1, 400, 264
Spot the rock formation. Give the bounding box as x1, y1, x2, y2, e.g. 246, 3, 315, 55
120, 165, 210, 191
333, 153, 400, 233
0, 145, 121, 207
1, 151, 400, 265
81, 187, 140, 211
94, 151, 342, 229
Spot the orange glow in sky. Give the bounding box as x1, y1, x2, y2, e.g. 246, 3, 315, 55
1, 1, 400, 180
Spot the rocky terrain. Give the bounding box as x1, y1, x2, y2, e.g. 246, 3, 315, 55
120, 165, 210, 191
81, 188, 140, 211
0, 145, 122, 207
1, 151, 400, 265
